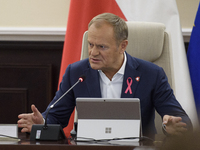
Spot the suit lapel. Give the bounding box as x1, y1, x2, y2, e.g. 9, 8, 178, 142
83, 63, 101, 98
83, 54, 142, 98
121, 53, 142, 98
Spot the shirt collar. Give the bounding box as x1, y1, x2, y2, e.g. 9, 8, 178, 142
117, 52, 127, 75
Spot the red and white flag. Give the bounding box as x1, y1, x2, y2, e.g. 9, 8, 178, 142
60, 0, 198, 137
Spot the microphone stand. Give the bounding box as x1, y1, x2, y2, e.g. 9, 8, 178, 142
30, 76, 85, 141
43, 79, 82, 130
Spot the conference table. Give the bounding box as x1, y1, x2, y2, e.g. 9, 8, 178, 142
0, 132, 160, 150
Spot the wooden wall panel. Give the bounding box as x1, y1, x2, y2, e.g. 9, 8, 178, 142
0, 64, 52, 114
0, 41, 63, 124
0, 88, 27, 124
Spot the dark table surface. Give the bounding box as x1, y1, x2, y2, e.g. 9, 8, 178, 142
0, 132, 159, 150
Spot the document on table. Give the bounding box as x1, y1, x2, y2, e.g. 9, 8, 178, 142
0, 124, 19, 142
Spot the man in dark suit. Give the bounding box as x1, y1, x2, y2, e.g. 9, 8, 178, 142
18, 13, 192, 139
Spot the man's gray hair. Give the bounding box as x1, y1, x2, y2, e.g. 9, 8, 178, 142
88, 13, 128, 46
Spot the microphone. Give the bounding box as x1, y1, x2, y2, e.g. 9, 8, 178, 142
43, 75, 86, 129
30, 75, 86, 141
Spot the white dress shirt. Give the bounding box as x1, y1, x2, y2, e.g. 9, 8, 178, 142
99, 53, 127, 98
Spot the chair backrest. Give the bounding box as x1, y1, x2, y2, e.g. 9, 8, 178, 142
80, 21, 174, 137
81, 21, 174, 89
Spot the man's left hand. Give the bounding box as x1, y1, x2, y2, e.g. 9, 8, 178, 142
163, 115, 187, 136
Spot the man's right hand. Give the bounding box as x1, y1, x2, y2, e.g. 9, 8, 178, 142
18, 104, 44, 133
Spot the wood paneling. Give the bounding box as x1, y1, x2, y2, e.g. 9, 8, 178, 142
0, 41, 63, 124
0, 64, 52, 114
0, 88, 27, 124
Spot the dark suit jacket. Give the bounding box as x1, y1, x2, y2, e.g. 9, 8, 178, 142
42, 52, 192, 139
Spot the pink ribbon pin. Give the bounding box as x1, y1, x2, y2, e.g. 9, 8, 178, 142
125, 77, 133, 94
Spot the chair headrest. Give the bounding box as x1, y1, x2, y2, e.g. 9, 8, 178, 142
81, 22, 166, 62
126, 22, 166, 62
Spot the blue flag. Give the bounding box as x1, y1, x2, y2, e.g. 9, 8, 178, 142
187, 3, 200, 120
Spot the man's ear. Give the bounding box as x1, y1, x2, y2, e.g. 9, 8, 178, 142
119, 40, 128, 54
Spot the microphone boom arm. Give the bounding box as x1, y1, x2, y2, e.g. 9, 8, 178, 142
44, 78, 82, 129
30, 75, 85, 140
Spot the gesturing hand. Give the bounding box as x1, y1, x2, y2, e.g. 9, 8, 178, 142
163, 115, 187, 136
18, 104, 44, 132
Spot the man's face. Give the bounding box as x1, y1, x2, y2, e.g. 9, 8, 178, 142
88, 22, 125, 76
